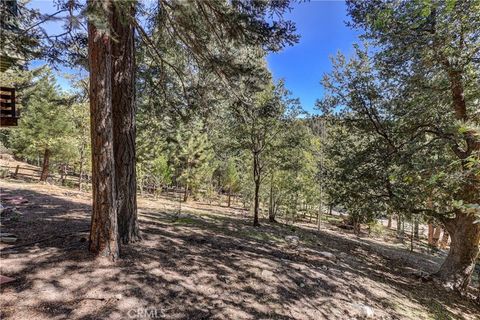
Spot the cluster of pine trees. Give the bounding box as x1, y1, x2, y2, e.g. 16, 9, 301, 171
1, 0, 321, 256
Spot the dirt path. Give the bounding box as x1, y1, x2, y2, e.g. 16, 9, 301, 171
0, 180, 479, 319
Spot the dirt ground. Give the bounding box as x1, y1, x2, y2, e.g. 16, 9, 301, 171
0, 179, 479, 320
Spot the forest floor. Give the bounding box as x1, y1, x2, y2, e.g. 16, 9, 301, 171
0, 179, 479, 320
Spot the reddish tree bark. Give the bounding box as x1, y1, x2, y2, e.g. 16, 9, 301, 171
87, 0, 119, 260
111, 1, 140, 244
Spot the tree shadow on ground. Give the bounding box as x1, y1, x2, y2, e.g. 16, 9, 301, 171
0, 183, 478, 319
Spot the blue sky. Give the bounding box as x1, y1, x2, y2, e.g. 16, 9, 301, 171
267, 1, 360, 113
28, 1, 84, 89
28, 1, 360, 113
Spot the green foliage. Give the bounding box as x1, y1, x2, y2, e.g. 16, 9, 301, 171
320, 1, 480, 226
217, 157, 240, 195
169, 119, 214, 199
9, 68, 77, 166
67, 100, 91, 175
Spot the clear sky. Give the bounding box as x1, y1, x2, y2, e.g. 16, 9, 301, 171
267, 1, 360, 113
28, 1, 360, 113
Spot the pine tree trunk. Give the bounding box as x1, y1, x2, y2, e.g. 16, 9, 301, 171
435, 212, 480, 291
111, 1, 140, 245
87, 0, 119, 260
40, 148, 50, 182
253, 153, 261, 227
387, 215, 392, 229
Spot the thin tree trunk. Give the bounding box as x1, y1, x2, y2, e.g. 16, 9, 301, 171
268, 171, 275, 223
440, 229, 450, 249
227, 187, 231, 207
13, 165, 19, 178
111, 1, 140, 244
414, 218, 419, 239
78, 159, 84, 191
396, 213, 402, 236
428, 222, 435, 246
432, 226, 442, 247
435, 212, 480, 291
387, 214, 392, 229
253, 179, 260, 226
87, 0, 119, 260
253, 180, 260, 226
183, 184, 189, 202
60, 164, 66, 186
410, 219, 414, 252
253, 153, 261, 227
40, 148, 50, 182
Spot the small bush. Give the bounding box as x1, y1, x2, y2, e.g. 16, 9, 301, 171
368, 220, 386, 237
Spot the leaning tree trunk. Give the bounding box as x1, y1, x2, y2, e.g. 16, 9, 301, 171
435, 212, 480, 291
111, 1, 140, 245
87, 0, 119, 260
40, 148, 50, 182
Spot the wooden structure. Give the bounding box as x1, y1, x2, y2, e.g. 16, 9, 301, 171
0, 87, 18, 127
